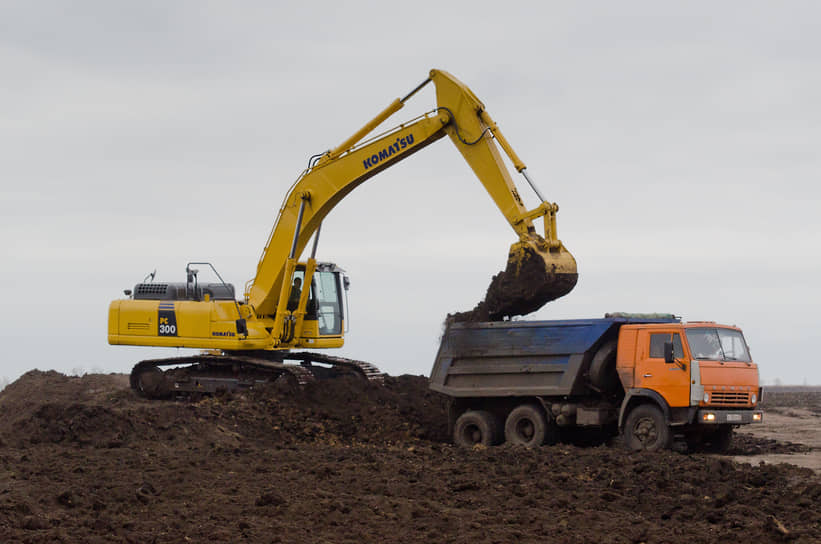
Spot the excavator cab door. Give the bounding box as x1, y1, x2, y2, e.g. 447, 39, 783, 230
313, 268, 344, 336
294, 262, 346, 339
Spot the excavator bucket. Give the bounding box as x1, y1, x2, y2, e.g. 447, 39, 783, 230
487, 240, 578, 319
450, 237, 578, 322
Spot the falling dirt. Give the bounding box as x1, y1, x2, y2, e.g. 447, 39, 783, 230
450, 244, 579, 322
1, 371, 819, 543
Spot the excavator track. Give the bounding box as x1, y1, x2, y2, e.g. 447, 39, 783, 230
289, 352, 385, 384
130, 352, 384, 399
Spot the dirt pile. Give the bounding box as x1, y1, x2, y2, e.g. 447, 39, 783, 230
0, 370, 448, 450
0, 371, 819, 543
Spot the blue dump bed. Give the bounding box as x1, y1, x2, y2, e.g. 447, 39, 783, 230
429, 316, 677, 398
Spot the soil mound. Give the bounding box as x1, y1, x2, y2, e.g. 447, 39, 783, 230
0, 371, 819, 543
0, 370, 448, 450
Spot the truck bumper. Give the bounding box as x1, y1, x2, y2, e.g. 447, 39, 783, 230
695, 409, 763, 425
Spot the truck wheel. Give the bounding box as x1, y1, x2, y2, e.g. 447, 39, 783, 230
504, 404, 549, 448
454, 410, 500, 447
623, 405, 671, 451
704, 425, 734, 453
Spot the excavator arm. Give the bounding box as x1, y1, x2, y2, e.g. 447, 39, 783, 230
248, 69, 577, 322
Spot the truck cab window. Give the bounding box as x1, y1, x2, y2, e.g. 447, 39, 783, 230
685, 328, 723, 360
716, 329, 751, 362
649, 333, 683, 359
686, 328, 751, 362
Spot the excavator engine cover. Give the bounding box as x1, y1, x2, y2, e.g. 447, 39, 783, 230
132, 282, 236, 301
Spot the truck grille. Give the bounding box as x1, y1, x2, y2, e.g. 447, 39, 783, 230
710, 391, 749, 405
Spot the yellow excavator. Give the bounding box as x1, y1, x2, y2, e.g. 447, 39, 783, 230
108, 69, 578, 398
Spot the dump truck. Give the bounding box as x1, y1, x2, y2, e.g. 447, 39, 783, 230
429, 314, 763, 451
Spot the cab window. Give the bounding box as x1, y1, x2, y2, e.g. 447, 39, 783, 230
685, 328, 751, 362
314, 270, 343, 335
649, 333, 683, 359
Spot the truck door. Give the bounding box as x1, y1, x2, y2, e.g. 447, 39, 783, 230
634, 330, 690, 408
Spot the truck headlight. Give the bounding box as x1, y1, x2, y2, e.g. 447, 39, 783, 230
702, 412, 716, 422
753, 413, 762, 422
703, 392, 710, 403
751, 393, 757, 404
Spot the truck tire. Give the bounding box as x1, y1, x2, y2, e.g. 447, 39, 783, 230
623, 404, 671, 452
454, 410, 500, 447
589, 340, 619, 392
504, 404, 551, 448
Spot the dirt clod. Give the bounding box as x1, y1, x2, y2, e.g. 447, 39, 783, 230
451, 244, 578, 322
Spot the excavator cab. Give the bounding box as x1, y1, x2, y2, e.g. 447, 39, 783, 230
288, 263, 347, 338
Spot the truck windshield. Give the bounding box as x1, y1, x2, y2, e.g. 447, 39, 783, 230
685, 328, 751, 362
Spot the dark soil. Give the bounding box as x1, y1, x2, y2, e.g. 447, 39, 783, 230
1, 370, 819, 543
728, 432, 812, 455
450, 243, 578, 322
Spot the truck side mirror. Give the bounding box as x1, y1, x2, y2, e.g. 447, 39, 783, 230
663, 341, 675, 364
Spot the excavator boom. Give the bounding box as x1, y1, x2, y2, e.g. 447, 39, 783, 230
248, 69, 577, 320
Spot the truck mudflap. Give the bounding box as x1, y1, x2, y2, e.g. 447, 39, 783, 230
695, 409, 763, 425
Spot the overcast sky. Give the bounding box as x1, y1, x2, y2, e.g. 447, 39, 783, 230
1, 2, 819, 386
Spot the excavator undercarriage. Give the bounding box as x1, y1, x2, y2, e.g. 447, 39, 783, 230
130, 352, 384, 399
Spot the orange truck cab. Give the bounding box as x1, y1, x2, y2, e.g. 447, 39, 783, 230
616, 322, 763, 450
